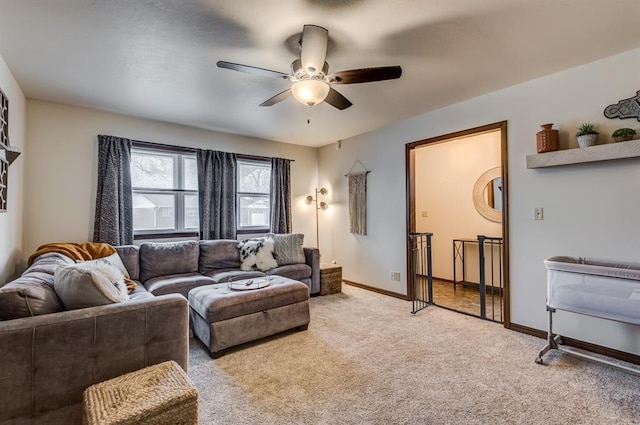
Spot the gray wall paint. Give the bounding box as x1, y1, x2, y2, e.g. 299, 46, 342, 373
319, 48, 640, 355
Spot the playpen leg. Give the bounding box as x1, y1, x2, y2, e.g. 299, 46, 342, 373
535, 306, 560, 364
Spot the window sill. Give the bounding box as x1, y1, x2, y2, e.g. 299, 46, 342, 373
134, 231, 199, 241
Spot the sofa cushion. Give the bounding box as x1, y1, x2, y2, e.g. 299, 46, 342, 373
139, 241, 199, 283
269, 263, 313, 282
198, 240, 241, 274
238, 238, 277, 272
128, 282, 155, 301
0, 272, 65, 320
266, 233, 306, 266
53, 262, 129, 310
143, 272, 215, 298
114, 245, 140, 280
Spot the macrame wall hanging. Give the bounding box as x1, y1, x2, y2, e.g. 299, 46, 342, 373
345, 159, 370, 235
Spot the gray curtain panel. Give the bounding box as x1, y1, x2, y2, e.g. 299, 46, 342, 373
93, 135, 134, 245
197, 149, 237, 240
349, 173, 367, 235
270, 157, 292, 234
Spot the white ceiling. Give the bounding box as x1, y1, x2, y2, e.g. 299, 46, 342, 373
1, 0, 639, 148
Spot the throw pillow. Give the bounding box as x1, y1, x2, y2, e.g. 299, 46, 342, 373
77, 252, 130, 278
238, 237, 277, 272
77, 252, 137, 292
266, 233, 306, 266
53, 262, 129, 310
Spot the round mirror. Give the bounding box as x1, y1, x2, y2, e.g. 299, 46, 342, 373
484, 177, 502, 211
472, 167, 502, 222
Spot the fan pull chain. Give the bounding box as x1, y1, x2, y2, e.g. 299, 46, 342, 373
307, 105, 312, 124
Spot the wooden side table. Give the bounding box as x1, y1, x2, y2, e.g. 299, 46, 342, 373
320, 263, 342, 295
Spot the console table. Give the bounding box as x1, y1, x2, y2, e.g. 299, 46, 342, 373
452, 236, 503, 320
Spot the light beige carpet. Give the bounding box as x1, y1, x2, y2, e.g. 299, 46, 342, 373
188, 285, 639, 424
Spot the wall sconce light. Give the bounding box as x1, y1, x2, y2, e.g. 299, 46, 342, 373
307, 187, 329, 248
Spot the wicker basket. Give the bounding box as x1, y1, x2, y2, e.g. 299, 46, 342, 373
83, 361, 198, 425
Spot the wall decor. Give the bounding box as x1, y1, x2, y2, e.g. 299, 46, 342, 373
345, 159, 370, 235
0, 87, 7, 212
0, 157, 6, 212
0, 87, 7, 148
0, 87, 21, 212
603, 90, 640, 122
472, 167, 502, 222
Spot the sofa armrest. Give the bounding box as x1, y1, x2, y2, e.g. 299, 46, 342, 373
0, 294, 189, 424
304, 247, 320, 295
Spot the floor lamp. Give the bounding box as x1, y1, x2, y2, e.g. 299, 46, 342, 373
306, 187, 329, 248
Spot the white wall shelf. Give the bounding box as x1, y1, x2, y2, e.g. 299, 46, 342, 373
526, 139, 640, 169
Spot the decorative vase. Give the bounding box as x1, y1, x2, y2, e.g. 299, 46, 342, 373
577, 134, 597, 148
536, 123, 559, 153
613, 135, 633, 143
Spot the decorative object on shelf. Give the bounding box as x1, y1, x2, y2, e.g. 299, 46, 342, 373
604, 90, 640, 122
536, 123, 559, 153
576, 122, 598, 148
611, 127, 636, 142
345, 159, 370, 235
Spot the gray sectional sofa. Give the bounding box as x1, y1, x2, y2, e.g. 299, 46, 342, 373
128, 239, 320, 297
0, 237, 320, 424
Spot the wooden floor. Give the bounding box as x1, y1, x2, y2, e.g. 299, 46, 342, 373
424, 278, 503, 322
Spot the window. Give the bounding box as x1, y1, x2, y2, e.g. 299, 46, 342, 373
237, 159, 271, 233
131, 146, 198, 238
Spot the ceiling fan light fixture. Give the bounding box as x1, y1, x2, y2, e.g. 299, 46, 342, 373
291, 79, 330, 107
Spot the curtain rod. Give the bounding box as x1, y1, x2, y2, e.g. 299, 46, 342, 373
129, 139, 294, 162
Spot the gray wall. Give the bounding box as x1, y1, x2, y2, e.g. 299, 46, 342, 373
319, 48, 640, 355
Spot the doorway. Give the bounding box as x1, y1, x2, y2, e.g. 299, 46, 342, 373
406, 121, 510, 326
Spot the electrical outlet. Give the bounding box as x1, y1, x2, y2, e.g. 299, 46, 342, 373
390, 271, 400, 281
421, 211, 428, 217
534, 207, 544, 220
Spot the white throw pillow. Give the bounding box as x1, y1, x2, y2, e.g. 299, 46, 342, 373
238, 238, 278, 272
76, 252, 130, 279
53, 262, 129, 310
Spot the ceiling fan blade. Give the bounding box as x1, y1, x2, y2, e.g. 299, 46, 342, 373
259, 89, 291, 107
217, 61, 291, 80
328, 66, 402, 84
300, 25, 328, 76
324, 87, 352, 110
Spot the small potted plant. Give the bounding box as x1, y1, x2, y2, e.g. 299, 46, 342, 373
576, 122, 598, 148
611, 128, 636, 142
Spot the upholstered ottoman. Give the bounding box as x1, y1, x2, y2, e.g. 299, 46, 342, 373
189, 276, 310, 358
83, 360, 198, 425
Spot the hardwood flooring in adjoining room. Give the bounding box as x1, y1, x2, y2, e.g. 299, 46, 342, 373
431, 278, 503, 322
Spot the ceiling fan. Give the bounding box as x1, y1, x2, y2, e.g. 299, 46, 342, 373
217, 25, 402, 110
